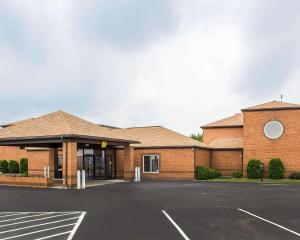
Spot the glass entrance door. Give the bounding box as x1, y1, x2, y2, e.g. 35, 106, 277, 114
84, 155, 94, 179
81, 148, 116, 180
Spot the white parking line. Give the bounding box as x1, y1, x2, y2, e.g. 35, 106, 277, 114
0, 213, 54, 223
0, 217, 78, 234
238, 208, 300, 237
0, 213, 29, 218
0, 223, 75, 240
161, 210, 190, 240
0, 212, 79, 228
67, 212, 86, 240
0, 212, 86, 240
33, 231, 72, 240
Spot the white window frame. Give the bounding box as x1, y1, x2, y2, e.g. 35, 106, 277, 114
143, 155, 160, 174
264, 120, 284, 139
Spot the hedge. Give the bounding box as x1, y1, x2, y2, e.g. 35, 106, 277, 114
268, 158, 285, 179
195, 166, 222, 180
0, 160, 9, 173
247, 159, 262, 179
233, 171, 243, 178
8, 160, 19, 174
289, 172, 300, 180
20, 158, 28, 174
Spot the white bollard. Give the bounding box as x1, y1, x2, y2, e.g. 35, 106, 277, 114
77, 170, 81, 189
138, 167, 141, 182
134, 167, 137, 182
82, 170, 86, 189
47, 166, 50, 178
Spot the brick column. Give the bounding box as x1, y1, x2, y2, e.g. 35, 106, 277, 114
48, 148, 55, 179
62, 142, 78, 188
124, 145, 134, 180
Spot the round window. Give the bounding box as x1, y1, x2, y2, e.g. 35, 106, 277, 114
264, 120, 284, 139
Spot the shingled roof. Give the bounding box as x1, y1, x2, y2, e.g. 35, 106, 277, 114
209, 137, 243, 149
0, 111, 137, 143
201, 113, 243, 129
110, 126, 209, 148
0, 111, 209, 148
242, 101, 300, 112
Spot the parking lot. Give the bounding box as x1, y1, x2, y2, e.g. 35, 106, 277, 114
0, 181, 299, 240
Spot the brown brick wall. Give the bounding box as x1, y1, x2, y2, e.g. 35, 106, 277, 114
117, 148, 197, 180
194, 148, 211, 168
135, 148, 195, 180
203, 127, 243, 144
243, 109, 300, 177
0, 176, 53, 188
211, 150, 242, 176
27, 149, 50, 177
0, 146, 28, 161
116, 149, 124, 179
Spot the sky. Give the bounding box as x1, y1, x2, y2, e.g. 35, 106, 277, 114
0, 0, 300, 135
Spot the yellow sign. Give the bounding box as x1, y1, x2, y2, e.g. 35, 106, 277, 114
101, 141, 107, 148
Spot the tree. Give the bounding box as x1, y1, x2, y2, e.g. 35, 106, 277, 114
190, 133, 203, 142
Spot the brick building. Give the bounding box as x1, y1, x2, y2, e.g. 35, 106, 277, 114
0, 100, 299, 188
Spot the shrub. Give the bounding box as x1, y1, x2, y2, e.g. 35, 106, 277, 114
20, 171, 28, 177
8, 160, 19, 174
213, 169, 222, 178
247, 159, 262, 179
19, 158, 28, 174
195, 166, 221, 180
289, 172, 300, 180
0, 160, 9, 173
233, 171, 243, 178
268, 158, 285, 179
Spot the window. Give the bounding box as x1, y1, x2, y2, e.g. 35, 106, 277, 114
264, 120, 284, 139
143, 155, 159, 173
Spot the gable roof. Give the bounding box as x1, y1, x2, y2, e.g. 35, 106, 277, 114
0, 111, 137, 143
242, 101, 300, 112
110, 126, 209, 148
209, 137, 243, 149
201, 113, 243, 129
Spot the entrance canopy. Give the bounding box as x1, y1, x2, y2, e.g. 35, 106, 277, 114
0, 111, 139, 188
0, 111, 139, 147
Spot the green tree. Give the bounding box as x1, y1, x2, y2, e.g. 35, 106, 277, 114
190, 133, 203, 142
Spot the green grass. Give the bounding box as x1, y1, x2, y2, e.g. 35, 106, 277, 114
200, 177, 300, 184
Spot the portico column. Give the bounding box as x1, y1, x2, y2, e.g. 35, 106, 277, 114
124, 145, 134, 180
62, 142, 78, 188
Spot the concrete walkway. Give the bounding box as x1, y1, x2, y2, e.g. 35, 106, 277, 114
51, 179, 126, 189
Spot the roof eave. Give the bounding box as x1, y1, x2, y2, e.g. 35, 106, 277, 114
241, 107, 300, 112
201, 125, 243, 129
0, 134, 140, 146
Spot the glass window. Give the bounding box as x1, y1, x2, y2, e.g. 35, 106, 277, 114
143, 155, 159, 173
264, 120, 284, 139
84, 149, 94, 155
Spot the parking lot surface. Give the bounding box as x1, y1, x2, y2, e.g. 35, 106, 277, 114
0, 181, 299, 240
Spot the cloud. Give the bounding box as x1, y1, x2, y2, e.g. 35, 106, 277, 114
0, 0, 300, 135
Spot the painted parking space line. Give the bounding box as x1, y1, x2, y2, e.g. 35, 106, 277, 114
0, 213, 30, 219
0, 212, 86, 240
67, 212, 86, 240
238, 208, 300, 237
161, 210, 190, 240
0, 217, 79, 234
0, 212, 80, 228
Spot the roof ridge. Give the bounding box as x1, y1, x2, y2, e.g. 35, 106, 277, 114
57, 111, 73, 133
125, 126, 162, 129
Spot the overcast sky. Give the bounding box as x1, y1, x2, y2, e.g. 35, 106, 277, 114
0, 0, 300, 135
